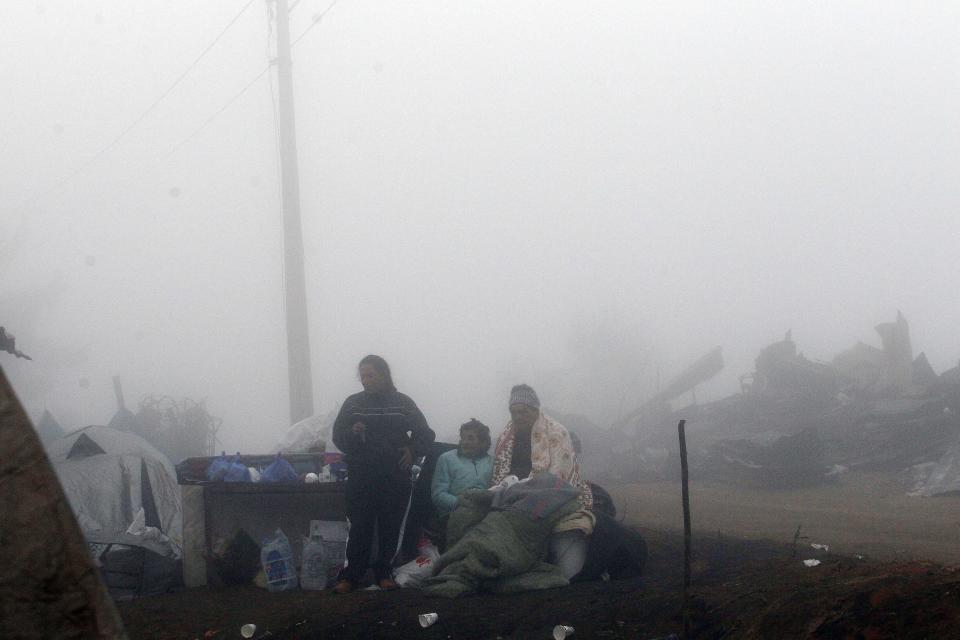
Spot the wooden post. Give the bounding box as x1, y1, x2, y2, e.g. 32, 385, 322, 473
678, 419, 691, 639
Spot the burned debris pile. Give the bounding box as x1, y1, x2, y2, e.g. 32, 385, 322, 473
100, 378, 222, 465
132, 395, 222, 464
594, 313, 960, 494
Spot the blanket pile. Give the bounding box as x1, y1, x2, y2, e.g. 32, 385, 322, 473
424, 473, 579, 598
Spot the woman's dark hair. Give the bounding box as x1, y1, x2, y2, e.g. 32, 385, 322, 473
459, 418, 491, 453
358, 354, 396, 392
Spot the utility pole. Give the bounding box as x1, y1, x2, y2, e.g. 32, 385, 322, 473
274, 0, 315, 424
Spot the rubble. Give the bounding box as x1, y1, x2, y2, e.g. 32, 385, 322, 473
126, 395, 222, 464
905, 435, 960, 496
599, 313, 960, 494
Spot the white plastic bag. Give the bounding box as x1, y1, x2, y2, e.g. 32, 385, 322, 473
393, 538, 441, 588
305, 520, 349, 586
126, 507, 146, 535
494, 474, 521, 490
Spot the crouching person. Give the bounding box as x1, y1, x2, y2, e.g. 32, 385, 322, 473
491, 384, 594, 580
430, 420, 493, 540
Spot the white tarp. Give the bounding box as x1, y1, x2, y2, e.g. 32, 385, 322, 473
49, 426, 182, 551
47, 425, 175, 475
273, 410, 339, 454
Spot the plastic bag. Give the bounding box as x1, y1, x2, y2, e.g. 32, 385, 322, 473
300, 521, 327, 590
207, 452, 251, 482
312, 521, 349, 585
393, 537, 440, 588
205, 453, 230, 481
261, 454, 298, 483
126, 507, 146, 535
261, 529, 298, 591
223, 457, 251, 483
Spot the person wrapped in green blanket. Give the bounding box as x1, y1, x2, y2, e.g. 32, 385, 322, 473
423, 472, 579, 598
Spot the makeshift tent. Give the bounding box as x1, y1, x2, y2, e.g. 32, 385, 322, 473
35, 408, 65, 442
0, 367, 127, 639
107, 406, 138, 432
48, 425, 183, 550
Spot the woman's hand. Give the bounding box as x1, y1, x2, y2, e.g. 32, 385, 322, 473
351, 422, 366, 443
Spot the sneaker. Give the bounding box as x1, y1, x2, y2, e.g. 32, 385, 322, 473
333, 579, 355, 594
378, 577, 399, 590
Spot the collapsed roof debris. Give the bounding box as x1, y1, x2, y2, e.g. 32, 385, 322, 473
595, 313, 960, 495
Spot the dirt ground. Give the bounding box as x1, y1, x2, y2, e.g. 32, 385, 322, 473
609, 473, 960, 564
118, 476, 960, 640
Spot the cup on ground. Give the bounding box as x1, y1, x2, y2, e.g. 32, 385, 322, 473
553, 625, 575, 640
418, 613, 439, 628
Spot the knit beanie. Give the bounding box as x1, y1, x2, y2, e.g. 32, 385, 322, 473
509, 384, 540, 410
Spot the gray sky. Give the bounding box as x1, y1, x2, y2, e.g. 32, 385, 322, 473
3, 1, 960, 452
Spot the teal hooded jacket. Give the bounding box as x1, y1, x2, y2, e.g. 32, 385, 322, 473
431, 449, 493, 515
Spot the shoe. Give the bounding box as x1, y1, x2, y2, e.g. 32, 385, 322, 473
333, 579, 355, 594
378, 577, 399, 590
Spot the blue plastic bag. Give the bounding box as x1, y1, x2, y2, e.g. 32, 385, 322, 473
205, 452, 230, 481
207, 452, 251, 482
261, 454, 298, 483
223, 456, 251, 483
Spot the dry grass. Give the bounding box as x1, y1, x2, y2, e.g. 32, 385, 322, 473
609, 472, 960, 564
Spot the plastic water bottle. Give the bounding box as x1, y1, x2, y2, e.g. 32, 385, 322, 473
261, 529, 298, 591
300, 520, 327, 590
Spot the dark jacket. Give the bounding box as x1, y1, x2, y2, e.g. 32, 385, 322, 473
332, 390, 435, 476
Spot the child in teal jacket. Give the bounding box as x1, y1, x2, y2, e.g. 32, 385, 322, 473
431, 419, 494, 516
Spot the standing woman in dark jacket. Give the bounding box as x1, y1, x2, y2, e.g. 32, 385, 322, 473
332, 355, 435, 593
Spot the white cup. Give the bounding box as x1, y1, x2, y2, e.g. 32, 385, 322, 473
304, 472, 319, 484
553, 625, 575, 640
240, 623, 257, 638
418, 613, 439, 628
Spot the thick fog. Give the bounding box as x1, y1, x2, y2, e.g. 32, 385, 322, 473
3, 2, 959, 452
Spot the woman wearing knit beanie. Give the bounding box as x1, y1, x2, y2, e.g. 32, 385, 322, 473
490, 384, 595, 580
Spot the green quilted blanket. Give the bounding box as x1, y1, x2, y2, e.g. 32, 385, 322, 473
423, 479, 578, 598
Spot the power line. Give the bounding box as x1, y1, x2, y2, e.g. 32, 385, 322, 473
163, 0, 341, 161
162, 65, 272, 161
28, 0, 343, 214
100, 0, 259, 156
292, 0, 340, 46
20, 0, 258, 207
